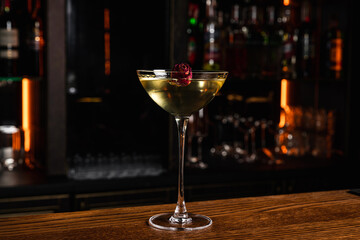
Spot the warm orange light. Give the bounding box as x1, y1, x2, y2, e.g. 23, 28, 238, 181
283, 0, 290, 6
279, 111, 286, 128
282, 66, 288, 73
279, 79, 290, 128
22, 78, 31, 152
280, 79, 288, 109
25, 130, 31, 152
77, 97, 102, 103
12, 129, 21, 151
262, 148, 273, 159
281, 145, 288, 154
104, 8, 110, 30
25, 157, 35, 169
330, 38, 342, 71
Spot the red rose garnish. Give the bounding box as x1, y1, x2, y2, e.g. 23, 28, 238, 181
169, 63, 192, 87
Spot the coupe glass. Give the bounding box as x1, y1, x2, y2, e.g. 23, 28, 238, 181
137, 69, 228, 230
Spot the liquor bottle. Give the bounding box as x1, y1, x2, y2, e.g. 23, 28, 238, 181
24, 0, 44, 77
0, 0, 19, 78
245, 2, 265, 79
217, 10, 227, 70
0, 0, 21, 127
297, 0, 315, 80
323, 15, 343, 81
262, 4, 282, 79
279, 3, 298, 80
187, 2, 200, 68
203, 0, 220, 70
227, 4, 247, 79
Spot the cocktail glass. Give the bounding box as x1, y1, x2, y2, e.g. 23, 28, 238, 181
137, 69, 228, 230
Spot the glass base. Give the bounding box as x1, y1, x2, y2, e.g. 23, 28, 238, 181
148, 213, 212, 231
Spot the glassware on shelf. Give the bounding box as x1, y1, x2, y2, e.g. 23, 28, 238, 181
232, 114, 247, 162
67, 152, 164, 180
137, 69, 227, 231
187, 108, 209, 169
0, 125, 23, 171
275, 106, 335, 158
209, 113, 277, 165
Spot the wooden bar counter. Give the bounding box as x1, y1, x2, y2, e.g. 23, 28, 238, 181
1, 189, 360, 239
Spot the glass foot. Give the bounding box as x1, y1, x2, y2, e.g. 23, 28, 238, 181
148, 213, 212, 231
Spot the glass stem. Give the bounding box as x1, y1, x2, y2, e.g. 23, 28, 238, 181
171, 115, 191, 224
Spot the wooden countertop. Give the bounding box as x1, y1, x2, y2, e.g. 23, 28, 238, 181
1, 189, 360, 239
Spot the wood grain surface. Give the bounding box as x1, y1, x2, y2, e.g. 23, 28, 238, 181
1, 190, 360, 239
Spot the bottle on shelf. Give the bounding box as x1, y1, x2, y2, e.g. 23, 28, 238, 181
262, 3, 282, 80
297, 0, 315, 80
245, 1, 265, 79
0, 0, 21, 127
279, 2, 298, 81
0, 0, 19, 79
322, 14, 343, 81
20, 0, 44, 77
226, 4, 247, 79
217, 10, 227, 70
203, 0, 221, 70
187, 2, 201, 68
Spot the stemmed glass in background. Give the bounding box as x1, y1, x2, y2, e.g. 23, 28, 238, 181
137, 69, 227, 231
187, 108, 209, 169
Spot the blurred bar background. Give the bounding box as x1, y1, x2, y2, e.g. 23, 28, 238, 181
0, 0, 358, 217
